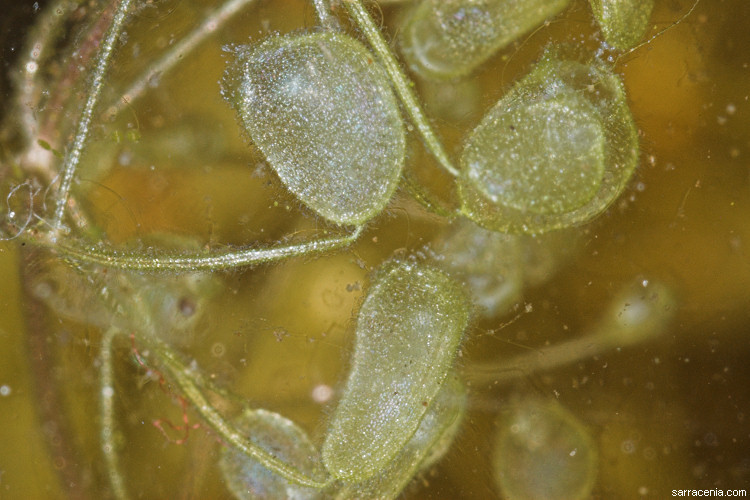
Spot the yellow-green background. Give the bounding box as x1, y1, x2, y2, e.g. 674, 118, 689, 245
1, 0, 749, 498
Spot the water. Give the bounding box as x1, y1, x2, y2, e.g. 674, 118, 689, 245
0, 0, 748, 498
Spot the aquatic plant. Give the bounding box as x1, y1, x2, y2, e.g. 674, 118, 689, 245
0, 0, 733, 498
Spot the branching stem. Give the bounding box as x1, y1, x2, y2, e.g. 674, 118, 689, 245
150, 338, 332, 489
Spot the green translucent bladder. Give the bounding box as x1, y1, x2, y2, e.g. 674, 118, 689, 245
465, 94, 606, 215
433, 219, 524, 318
335, 373, 467, 499
590, 0, 654, 50
433, 220, 582, 318
219, 409, 327, 500
322, 260, 470, 482
401, 0, 571, 79
458, 47, 638, 233
29, 245, 219, 346
493, 398, 597, 500
223, 32, 405, 225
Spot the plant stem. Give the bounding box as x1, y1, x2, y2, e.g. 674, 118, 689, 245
342, 0, 459, 177
51, 0, 134, 233
150, 337, 332, 489
402, 170, 457, 218
14, 0, 80, 144
100, 328, 129, 500
469, 330, 617, 385
45, 225, 363, 272
106, 0, 261, 118
469, 282, 675, 385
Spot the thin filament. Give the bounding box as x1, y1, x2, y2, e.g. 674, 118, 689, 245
51, 0, 135, 233
107, 0, 261, 118
343, 0, 459, 177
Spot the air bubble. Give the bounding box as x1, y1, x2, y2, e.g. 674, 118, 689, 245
311, 384, 333, 404
211, 342, 225, 358
620, 439, 636, 454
